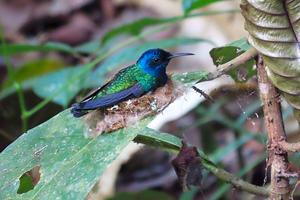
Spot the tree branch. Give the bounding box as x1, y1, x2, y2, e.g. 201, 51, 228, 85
279, 140, 300, 153
256, 55, 291, 199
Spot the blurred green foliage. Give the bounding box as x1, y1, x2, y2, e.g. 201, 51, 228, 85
182, 0, 224, 14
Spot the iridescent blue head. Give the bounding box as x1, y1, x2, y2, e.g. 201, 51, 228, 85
136, 48, 194, 77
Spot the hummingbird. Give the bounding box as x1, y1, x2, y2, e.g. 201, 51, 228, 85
71, 48, 193, 117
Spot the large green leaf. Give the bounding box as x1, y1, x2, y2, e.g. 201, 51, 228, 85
241, 0, 300, 123
182, 0, 224, 14
0, 110, 149, 200
0, 70, 210, 199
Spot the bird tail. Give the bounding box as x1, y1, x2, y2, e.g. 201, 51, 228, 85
71, 103, 89, 118
70, 85, 144, 118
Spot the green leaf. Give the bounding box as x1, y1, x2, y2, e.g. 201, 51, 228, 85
209, 45, 255, 82
0, 69, 212, 199
182, 0, 223, 14
1, 58, 65, 90
74, 40, 102, 54
0, 42, 75, 55
32, 66, 90, 107
134, 128, 182, 151
135, 128, 216, 168
228, 38, 251, 51
17, 174, 35, 194
0, 110, 148, 200
172, 71, 210, 86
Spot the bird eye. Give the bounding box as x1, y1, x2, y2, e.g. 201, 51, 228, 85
153, 58, 160, 63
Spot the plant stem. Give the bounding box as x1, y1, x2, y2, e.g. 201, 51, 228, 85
256, 55, 290, 199
15, 82, 28, 131
0, 26, 29, 131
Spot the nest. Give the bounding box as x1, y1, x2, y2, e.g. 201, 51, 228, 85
82, 80, 182, 137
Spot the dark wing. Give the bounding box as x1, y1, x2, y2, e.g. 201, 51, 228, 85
71, 83, 144, 117
80, 82, 110, 102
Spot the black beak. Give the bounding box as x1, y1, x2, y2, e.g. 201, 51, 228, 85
168, 52, 194, 59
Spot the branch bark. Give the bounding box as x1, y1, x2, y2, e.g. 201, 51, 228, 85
279, 140, 300, 153
256, 55, 290, 199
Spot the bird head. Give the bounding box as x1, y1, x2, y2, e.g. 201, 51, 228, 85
137, 48, 194, 77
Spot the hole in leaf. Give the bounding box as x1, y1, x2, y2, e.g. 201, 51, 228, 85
17, 166, 41, 194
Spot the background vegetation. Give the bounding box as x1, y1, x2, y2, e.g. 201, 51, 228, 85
0, 0, 299, 199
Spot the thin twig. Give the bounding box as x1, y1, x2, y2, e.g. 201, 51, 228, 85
0, 129, 16, 141
291, 181, 300, 198
256, 55, 290, 199
192, 86, 214, 103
